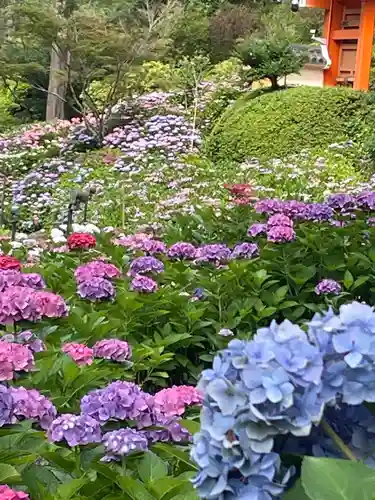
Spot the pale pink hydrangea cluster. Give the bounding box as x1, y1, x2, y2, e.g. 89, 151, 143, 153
74, 261, 121, 283
0, 341, 34, 380
62, 343, 94, 366
0, 286, 67, 324
153, 385, 202, 424
93, 339, 132, 363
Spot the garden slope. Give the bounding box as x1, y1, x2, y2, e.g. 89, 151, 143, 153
205, 86, 371, 163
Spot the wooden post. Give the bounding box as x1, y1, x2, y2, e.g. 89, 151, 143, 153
324, 0, 346, 86
354, 0, 375, 89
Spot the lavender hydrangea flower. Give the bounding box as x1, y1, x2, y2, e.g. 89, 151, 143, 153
80, 381, 154, 428
21, 273, 46, 289
0, 384, 13, 426
195, 244, 231, 264
267, 226, 296, 243
102, 429, 148, 461
315, 279, 342, 296
247, 223, 267, 237
131, 275, 158, 293
144, 422, 191, 443
326, 193, 356, 211
10, 387, 56, 429
302, 203, 334, 222
93, 339, 132, 362
356, 191, 375, 210
167, 242, 197, 259
47, 413, 102, 446
77, 278, 115, 301
267, 214, 293, 228
231, 243, 259, 260
0, 271, 22, 291
128, 256, 164, 277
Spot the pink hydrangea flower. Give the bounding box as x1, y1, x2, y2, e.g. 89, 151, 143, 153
153, 385, 202, 424
0, 485, 29, 499
0, 286, 42, 324
34, 291, 68, 318
62, 343, 94, 366
93, 339, 132, 362
74, 261, 121, 284
10, 386, 57, 429
0, 341, 34, 381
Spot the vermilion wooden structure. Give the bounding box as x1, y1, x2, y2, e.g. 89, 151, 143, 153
305, 0, 375, 89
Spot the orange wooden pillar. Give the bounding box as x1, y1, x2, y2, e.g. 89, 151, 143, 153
323, 0, 346, 86
354, 0, 375, 89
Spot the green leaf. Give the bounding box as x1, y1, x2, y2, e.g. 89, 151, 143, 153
152, 444, 198, 470
343, 270, 354, 290
117, 476, 155, 500
178, 419, 200, 434
302, 457, 375, 500
283, 479, 310, 499
352, 275, 369, 290
56, 477, 89, 499
138, 451, 168, 484
0, 463, 20, 482
150, 477, 191, 499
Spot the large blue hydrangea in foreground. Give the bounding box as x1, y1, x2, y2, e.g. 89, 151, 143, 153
191, 301, 375, 499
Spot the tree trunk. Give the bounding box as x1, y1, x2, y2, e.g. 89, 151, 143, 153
46, 43, 67, 121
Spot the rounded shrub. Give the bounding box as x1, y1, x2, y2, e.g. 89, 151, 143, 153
205, 86, 371, 162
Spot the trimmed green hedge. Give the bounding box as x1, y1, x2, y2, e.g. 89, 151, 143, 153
205, 86, 371, 162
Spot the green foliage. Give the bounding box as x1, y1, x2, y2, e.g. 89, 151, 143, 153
235, 35, 306, 88
167, 6, 210, 58
0, 87, 20, 132
206, 86, 371, 162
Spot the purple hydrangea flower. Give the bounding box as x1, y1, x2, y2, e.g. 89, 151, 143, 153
16, 331, 45, 353
80, 381, 154, 428
93, 339, 132, 362
231, 243, 259, 260
21, 273, 46, 289
144, 422, 191, 443
102, 429, 148, 461
302, 203, 334, 222
356, 191, 375, 210
0, 384, 13, 426
0, 286, 42, 324
195, 244, 231, 264
315, 279, 342, 296
131, 275, 158, 293
10, 386, 56, 429
77, 278, 115, 301
128, 256, 164, 277
0, 271, 22, 292
267, 214, 293, 228
140, 239, 167, 255
326, 193, 356, 212
247, 223, 267, 237
267, 226, 296, 243
47, 413, 102, 446
167, 242, 197, 260
254, 199, 283, 215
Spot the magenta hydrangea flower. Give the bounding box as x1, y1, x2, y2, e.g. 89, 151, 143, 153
247, 223, 267, 237
80, 381, 154, 428
267, 214, 293, 228
47, 414, 102, 447
153, 385, 202, 424
128, 256, 164, 277
167, 242, 197, 260
267, 226, 296, 243
0, 271, 22, 292
74, 261, 121, 284
10, 386, 57, 429
77, 277, 115, 301
0, 286, 42, 324
315, 279, 342, 296
93, 339, 132, 362
195, 244, 231, 264
102, 428, 149, 461
34, 291, 68, 318
0, 485, 29, 499
231, 243, 259, 260
0, 341, 34, 380
131, 275, 158, 293
62, 343, 94, 366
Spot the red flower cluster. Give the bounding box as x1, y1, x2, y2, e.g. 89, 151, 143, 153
67, 233, 96, 250
0, 256, 21, 271
224, 183, 257, 205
